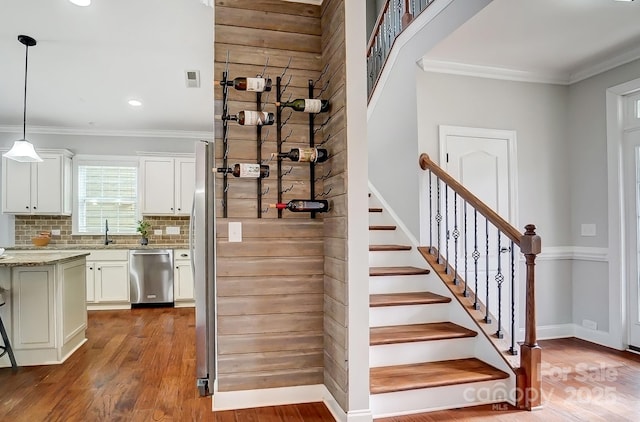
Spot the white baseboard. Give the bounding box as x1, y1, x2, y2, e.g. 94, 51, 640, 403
213, 384, 338, 414
518, 323, 620, 350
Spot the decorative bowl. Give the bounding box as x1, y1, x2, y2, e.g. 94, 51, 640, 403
31, 237, 51, 247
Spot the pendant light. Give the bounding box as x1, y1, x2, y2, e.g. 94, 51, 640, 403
3, 35, 43, 163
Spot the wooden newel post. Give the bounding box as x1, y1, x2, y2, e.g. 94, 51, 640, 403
517, 224, 542, 410
402, 0, 413, 28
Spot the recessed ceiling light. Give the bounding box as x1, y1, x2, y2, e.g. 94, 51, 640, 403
69, 0, 91, 6
128, 99, 143, 107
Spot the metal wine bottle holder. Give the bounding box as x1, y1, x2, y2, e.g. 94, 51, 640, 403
219, 53, 271, 218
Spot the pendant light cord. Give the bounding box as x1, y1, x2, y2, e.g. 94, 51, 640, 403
23, 43, 29, 140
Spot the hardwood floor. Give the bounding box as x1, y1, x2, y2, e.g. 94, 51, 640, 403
0, 308, 333, 421
2, 309, 639, 421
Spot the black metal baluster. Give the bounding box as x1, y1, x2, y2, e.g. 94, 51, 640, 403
472, 210, 480, 310
495, 232, 504, 339
452, 192, 460, 285
509, 240, 518, 355
463, 200, 469, 297
484, 218, 491, 324
436, 178, 442, 264
445, 185, 450, 274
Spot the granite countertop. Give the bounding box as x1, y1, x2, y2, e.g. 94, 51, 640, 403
0, 251, 90, 267
3, 244, 189, 251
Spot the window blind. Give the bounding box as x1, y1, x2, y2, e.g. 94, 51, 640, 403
77, 165, 138, 234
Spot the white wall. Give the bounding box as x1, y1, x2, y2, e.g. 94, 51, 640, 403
416, 71, 573, 328
568, 57, 640, 339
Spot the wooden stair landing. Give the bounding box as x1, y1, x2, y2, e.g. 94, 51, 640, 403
370, 358, 510, 394
370, 322, 476, 345
370, 292, 450, 307
369, 244, 412, 251
369, 266, 430, 276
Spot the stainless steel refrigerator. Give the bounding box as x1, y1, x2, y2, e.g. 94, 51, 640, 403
192, 140, 216, 396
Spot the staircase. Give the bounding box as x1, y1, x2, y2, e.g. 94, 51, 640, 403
368, 192, 514, 417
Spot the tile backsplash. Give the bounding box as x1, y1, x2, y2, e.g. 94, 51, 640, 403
14, 215, 189, 247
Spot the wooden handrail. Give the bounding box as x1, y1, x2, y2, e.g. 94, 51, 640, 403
367, 0, 391, 56
419, 153, 521, 245
420, 152, 542, 410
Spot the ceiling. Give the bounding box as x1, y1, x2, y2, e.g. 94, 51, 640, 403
421, 0, 640, 84
0, 0, 213, 138
2, 0, 640, 140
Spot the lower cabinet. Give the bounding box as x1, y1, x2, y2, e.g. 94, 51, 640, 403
174, 249, 194, 307
83, 250, 130, 310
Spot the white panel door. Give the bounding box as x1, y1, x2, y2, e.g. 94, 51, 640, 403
440, 126, 516, 337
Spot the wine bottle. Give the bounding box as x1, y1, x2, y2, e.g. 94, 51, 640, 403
215, 77, 272, 92
275, 99, 329, 113
273, 147, 328, 163
222, 110, 275, 126
269, 199, 329, 212
215, 163, 270, 178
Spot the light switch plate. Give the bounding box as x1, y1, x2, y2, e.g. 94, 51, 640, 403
154, 229, 163, 235
581, 223, 596, 236
228, 222, 242, 242
166, 226, 180, 235
51, 229, 61, 236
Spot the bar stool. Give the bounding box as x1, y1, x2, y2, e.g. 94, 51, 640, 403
0, 290, 17, 370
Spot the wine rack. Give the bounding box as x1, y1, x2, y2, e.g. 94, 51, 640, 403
218, 70, 269, 218
217, 56, 329, 219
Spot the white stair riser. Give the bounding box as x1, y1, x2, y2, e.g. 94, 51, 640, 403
368, 211, 391, 226
370, 337, 476, 367
371, 378, 515, 418
369, 250, 422, 267
369, 229, 407, 245
369, 275, 431, 295
369, 303, 449, 327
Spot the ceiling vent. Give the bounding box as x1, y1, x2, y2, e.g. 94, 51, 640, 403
185, 70, 200, 88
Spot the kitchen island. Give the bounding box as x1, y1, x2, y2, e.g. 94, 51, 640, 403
0, 251, 89, 367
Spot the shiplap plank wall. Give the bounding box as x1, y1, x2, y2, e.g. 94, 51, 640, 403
319, 0, 349, 411
214, 1, 324, 390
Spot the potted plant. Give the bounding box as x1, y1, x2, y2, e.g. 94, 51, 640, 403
136, 220, 151, 245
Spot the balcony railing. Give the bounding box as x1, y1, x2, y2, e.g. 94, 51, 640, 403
367, 0, 436, 97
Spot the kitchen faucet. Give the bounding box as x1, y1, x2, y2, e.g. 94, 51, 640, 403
104, 219, 114, 245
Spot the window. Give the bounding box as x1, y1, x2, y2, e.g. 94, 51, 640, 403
73, 157, 139, 234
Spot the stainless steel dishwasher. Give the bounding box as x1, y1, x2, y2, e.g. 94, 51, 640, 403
129, 249, 174, 306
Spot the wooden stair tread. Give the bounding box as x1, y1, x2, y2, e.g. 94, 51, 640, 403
370, 322, 476, 345
369, 225, 397, 230
369, 207, 383, 213
369, 244, 412, 251
370, 292, 451, 307
369, 266, 430, 276
370, 358, 509, 394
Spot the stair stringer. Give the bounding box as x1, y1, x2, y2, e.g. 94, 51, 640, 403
368, 187, 517, 417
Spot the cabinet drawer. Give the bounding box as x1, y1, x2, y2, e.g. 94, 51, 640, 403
87, 250, 129, 261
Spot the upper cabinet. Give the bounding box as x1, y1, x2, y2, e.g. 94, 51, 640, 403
140, 155, 195, 216
2, 149, 73, 215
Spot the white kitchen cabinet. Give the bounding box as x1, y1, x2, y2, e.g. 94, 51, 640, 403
82, 250, 130, 310
140, 155, 195, 216
174, 249, 194, 307
1, 149, 73, 215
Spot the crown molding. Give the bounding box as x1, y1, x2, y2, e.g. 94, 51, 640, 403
569, 44, 640, 84
417, 58, 570, 85
0, 125, 212, 140
419, 44, 640, 86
